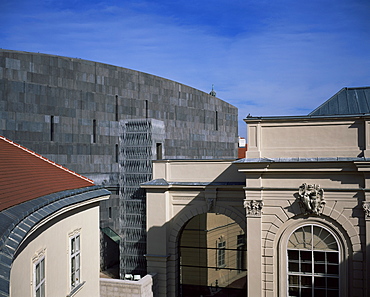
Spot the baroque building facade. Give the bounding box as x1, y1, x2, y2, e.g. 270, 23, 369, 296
143, 87, 370, 296
0, 49, 238, 277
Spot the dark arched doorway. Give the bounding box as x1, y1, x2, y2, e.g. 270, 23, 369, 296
179, 213, 247, 296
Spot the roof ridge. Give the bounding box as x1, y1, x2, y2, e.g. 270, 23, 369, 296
309, 86, 370, 116
308, 87, 346, 116
0, 135, 94, 184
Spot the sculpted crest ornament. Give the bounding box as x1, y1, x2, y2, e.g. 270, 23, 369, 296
298, 183, 325, 215
363, 202, 370, 220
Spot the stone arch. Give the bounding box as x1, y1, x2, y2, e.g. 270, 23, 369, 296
166, 202, 246, 296
273, 214, 353, 296
168, 203, 246, 252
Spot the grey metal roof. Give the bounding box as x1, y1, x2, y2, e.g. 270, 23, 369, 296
244, 87, 370, 122
0, 186, 110, 297
309, 87, 370, 116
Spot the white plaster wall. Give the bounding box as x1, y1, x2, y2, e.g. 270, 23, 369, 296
10, 203, 102, 297
246, 119, 364, 158
152, 160, 245, 183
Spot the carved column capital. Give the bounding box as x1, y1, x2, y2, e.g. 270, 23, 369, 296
244, 199, 263, 217
363, 201, 370, 220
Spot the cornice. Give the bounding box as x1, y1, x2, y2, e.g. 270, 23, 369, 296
244, 187, 368, 192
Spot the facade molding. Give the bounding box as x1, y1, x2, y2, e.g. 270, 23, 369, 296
244, 186, 369, 192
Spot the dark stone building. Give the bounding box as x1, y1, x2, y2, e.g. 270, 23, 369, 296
0, 49, 238, 277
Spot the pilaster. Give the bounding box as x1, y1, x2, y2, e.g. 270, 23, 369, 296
244, 198, 263, 296
246, 122, 261, 158
364, 120, 370, 158
363, 201, 370, 297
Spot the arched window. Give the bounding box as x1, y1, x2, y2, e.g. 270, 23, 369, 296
287, 224, 340, 297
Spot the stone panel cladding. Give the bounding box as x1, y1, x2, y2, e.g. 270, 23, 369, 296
0, 49, 238, 277
0, 49, 238, 186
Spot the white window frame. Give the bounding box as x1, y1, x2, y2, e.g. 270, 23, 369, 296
70, 234, 81, 290
34, 256, 45, 297
286, 224, 341, 297
217, 239, 226, 268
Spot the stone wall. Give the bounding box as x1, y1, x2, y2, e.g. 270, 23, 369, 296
0, 49, 238, 276
0, 49, 238, 186
100, 274, 157, 297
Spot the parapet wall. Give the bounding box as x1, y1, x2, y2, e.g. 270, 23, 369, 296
100, 274, 157, 297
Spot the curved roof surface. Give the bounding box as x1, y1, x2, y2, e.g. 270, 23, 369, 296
309, 87, 370, 116
0, 136, 94, 211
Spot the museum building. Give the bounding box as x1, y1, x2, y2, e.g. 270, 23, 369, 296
0, 49, 238, 278
143, 86, 370, 297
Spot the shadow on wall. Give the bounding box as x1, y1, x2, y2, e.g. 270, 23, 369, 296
146, 163, 247, 297
100, 232, 120, 278
348, 121, 364, 157
146, 162, 369, 297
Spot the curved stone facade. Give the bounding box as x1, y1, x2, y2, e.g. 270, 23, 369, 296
0, 49, 238, 277
0, 49, 238, 185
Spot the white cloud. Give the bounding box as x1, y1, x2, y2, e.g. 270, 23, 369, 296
2, 0, 369, 137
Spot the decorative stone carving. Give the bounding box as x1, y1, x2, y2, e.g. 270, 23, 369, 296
298, 183, 325, 215
32, 248, 46, 263
244, 199, 263, 217
68, 227, 82, 237
363, 201, 370, 220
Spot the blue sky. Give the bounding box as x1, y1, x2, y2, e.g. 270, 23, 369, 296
1, 0, 370, 136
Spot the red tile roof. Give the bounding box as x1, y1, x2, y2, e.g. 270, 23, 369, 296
0, 136, 94, 211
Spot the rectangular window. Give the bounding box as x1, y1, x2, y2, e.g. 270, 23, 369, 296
34, 257, 45, 297
237, 234, 245, 272
215, 111, 219, 131
70, 234, 80, 289
115, 95, 119, 121
92, 119, 96, 143
217, 240, 226, 268
145, 100, 149, 118
50, 115, 54, 141
108, 207, 112, 219
115, 144, 119, 163
156, 143, 162, 160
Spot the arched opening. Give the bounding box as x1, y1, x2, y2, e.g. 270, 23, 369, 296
287, 224, 340, 297
179, 213, 247, 297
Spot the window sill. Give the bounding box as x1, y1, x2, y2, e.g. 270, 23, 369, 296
66, 281, 85, 297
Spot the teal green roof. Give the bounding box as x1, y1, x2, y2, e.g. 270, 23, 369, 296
101, 227, 121, 243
